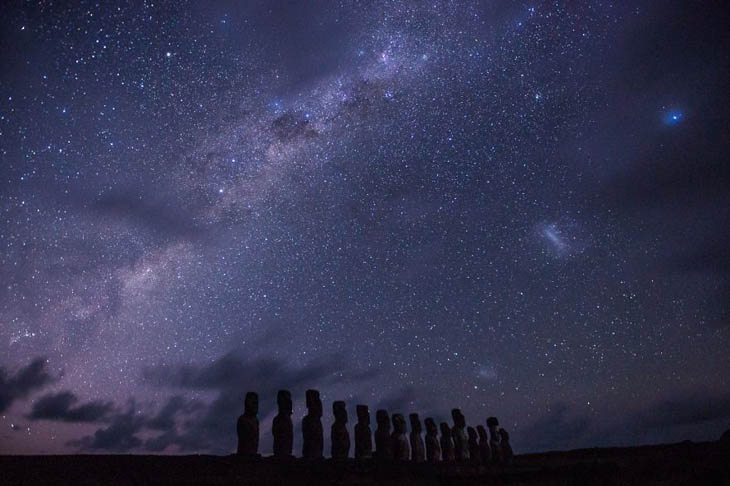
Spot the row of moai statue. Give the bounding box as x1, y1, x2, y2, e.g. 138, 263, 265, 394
236, 389, 514, 465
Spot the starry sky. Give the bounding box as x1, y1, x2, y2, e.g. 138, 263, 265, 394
1, 0, 729, 455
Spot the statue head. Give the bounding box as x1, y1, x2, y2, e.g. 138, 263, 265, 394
409, 413, 422, 433
376, 409, 390, 430
277, 389, 292, 415
476, 425, 488, 441
424, 417, 437, 435
333, 401, 347, 424
306, 389, 322, 418
244, 391, 258, 416
439, 422, 451, 437
486, 416, 499, 432
451, 408, 465, 428
467, 426, 478, 442
356, 404, 370, 424
498, 428, 509, 442
392, 413, 407, 434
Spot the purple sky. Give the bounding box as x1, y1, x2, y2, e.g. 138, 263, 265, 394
1, 0, 729, 455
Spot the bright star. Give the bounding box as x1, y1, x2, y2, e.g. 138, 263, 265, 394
664, 109, 683, 125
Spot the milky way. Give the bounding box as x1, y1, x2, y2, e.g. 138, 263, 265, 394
1, 1, 729, 454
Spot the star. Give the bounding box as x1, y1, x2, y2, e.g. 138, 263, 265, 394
664, 109, 683, 125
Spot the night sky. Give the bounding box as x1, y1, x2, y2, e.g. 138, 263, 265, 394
1, 1, 729, 455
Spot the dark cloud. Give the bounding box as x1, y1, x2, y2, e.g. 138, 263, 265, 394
142, 351, 367, 393
144, 430, 180, 452
668, 239, 730, 280
66, 351, 380, 453
375, 386, 418, 414
66, 395, 202, 453
665, 236, 730, 323
518, 403, 593, 453
612, 0, 729, 107
519, 388, 730, 453
68, 401, 145, 452
571, 1, 730, 326
141, 351, 379, 454
27, 391, 112, 423
596, 147, 730, 214
146, 395, 194, 431
632, 389, 730, 430
0, 358, 55, 413
587, 112, 730, 325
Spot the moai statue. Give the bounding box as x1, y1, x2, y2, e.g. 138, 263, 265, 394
374, 409, 393, 460
272, 390, 293, 457
236, 392, 259, 457
498, 428, 514, 466
424, 418, 441, 463
302, 389, 324, 459
476, 425, 492, 464
467, 427, 481, 465
409, 413, 426, 463
439, 423, 455, 462
331, 401, 350, 459
451, 408, 470, 462
354, 405, 373, 460
486, 417, 502, 464
391, 413, 410, 461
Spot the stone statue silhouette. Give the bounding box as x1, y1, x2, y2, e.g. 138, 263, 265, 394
272, 390, 293, 457
354, 404, 373, 460
302, 389, 323, 459
391, 413, 410, 461
236, 391, 259, 457
424, 418, 441, 463
476, 425, 492, 464
439, 422, 455, 462
409, 413, 426, 463
375, 409, 393, 460
467, 426, 481, 465
499, 428, 514, 465
487, 417, 502, 464
451, 408, 469, 462
331, 400, 350, 459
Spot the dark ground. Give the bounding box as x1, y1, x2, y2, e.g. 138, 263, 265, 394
2, 440, 729, 485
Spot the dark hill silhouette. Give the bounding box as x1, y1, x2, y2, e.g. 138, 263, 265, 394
2, 439, 729, 485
